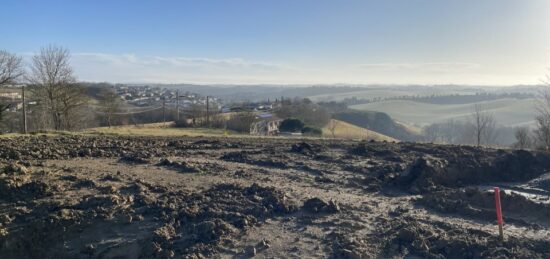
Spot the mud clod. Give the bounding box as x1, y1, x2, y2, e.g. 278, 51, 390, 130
158, 158, 199, 173
303, 197, 340, 213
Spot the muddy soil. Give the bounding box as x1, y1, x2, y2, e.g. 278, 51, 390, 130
0, 136, 550, 258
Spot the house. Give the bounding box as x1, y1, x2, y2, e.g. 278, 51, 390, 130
0, 92, 21, 99
250, 119, 282, 136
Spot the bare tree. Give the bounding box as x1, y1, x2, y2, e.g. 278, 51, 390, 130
471, 104, 497, 146
0, 104, 10, 122
423, 123, 440, 143
0, 50, 23, 86
0, 50, 23, 125
226, 112, 257, 133
27, 45, 85, 130
328, 119, 339, 138
187, 102, 205, 126
535, 75, 550, 150
58, 83, 89, 130
534, 115, 550, 150
98, 87, 120, 127
513, 127, 531, 150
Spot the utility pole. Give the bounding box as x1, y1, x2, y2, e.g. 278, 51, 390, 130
162, 99, 166, 127
206, 96, 210, 128
22, 85, 27, 134
176, 90, 180, 121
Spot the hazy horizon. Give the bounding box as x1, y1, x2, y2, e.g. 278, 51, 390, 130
2, 0, 549, 85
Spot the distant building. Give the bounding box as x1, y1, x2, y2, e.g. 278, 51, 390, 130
0, 92, 21, 99
250, 119, 282, 136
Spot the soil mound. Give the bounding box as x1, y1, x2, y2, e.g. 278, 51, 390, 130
119, 152, 153, 164
157, 159, 199, 173
391, 150, 550, 194
418, 188, 550, 226
382, 217, 550, 258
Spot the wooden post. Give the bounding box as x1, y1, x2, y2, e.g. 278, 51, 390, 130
176, 90, 180, 121
22, 85, 27, 134
494, 187, 504, 241
162, 99, 166, 127
206, 96, 210, 128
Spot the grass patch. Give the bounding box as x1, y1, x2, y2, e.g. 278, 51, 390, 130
322, 119, 397, 142
85, 125, 234, 137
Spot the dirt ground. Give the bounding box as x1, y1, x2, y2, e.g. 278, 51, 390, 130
1, 135, 550, 258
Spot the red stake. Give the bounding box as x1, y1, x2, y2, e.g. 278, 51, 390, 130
494, 187, 504, 241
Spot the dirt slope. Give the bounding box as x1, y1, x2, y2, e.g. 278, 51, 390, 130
1, 136, 550, 258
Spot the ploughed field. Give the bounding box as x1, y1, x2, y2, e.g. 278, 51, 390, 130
1, 135, 550, 258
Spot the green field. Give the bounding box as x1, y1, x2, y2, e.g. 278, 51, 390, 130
350, 98, 537, 127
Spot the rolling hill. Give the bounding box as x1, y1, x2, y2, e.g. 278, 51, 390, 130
332, 110, 420, 141
350, 98, 537, 127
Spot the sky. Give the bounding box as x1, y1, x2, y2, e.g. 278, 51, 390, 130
1, 0, 549, 85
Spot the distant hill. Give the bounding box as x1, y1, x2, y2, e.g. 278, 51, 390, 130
333, 110, 419, 141
322, 119, 398, 142
157, 84, 366, 102
350, 98, 537, 127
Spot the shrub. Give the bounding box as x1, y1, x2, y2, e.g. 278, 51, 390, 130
209, 114, 226, 129
274, 99, 330, 127
175, 119, 192, 128
279, 118, 305, 132
301, 126, 322, 136
226, 112, 257, 133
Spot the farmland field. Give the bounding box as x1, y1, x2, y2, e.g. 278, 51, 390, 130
350, 98, 537, 127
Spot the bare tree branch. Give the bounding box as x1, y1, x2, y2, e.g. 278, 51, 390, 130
0, 50, 23, 86
513, 127, 531, 150
471, 104, 497, 147
534, 74, 550, 150
98, 87, 121, 127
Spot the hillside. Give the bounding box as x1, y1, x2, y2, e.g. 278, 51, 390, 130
309, 88, 475, 102
333, 110, 419, 141
159, 84, 365, 102
322, 119, 398, 142
350, 98, 537, 127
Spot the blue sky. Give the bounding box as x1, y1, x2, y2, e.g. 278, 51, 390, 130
1, 0, 549, 85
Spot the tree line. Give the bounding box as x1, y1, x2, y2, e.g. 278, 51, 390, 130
342, 92, 534, 106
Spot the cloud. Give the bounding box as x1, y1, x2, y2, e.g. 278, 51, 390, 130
70, 53, 303, 84
353, 62, 481, 73
48, 52, 544, 85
